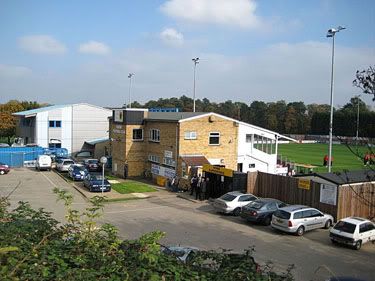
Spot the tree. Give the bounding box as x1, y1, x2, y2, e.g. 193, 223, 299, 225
284, 106, 298, 134
341, 97, 369, 113
249, 101, 268, 128
353, 65, 375, 101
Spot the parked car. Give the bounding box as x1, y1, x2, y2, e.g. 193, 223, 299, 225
35, 155, 52, 171
56, 159, 75, 172
84, 159, 101, 172
68, 164, 87, 181
330, 217, 375, 250
161, 246, 199, 263
241, 198, 287, 225
212, 191, 258, 216
271, 205, 334, 236
83, 173, 111, 192
0, 162, 10, 175
73, 151, 94, 163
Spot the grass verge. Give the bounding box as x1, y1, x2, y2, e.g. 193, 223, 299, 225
112, 180, 157, 194
104, 197, 145, 203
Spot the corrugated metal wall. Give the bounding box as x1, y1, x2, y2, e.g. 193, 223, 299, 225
0, 147, 45, 167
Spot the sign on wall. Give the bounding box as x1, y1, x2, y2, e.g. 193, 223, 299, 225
298, 179, 311, 190
203, 164, 233, 177
151, 163, 176, 178
320, 184, 337, 206
114, 110, 123, 122
164, 150, 173, 158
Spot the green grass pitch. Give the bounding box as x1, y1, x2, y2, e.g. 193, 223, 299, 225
277, 143, 372, 173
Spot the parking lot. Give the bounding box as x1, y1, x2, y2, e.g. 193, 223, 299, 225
1, 168, 374, 281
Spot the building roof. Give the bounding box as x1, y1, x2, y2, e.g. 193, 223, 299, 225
13, 103, 111, 116
181, 155, 210, 167
85, 138, 109, 145
146, 112, 206, 121
303, 170, 375, 185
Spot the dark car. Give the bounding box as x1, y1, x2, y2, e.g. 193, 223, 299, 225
73, 151, 94, 164
241, 198, 287, 225
0, 162, 10, 175
83, 173, 111, 192
68, 164, 87, 181
84, 159, 101, 172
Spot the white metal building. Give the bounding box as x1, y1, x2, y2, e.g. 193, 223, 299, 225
13, 103, 112, 154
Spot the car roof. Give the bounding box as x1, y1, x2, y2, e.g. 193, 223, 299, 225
226, 191, 244, 196
279, 205, 310, 212
339, 217, 372, 225
256, 198, 281, 203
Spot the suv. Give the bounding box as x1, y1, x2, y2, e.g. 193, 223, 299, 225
271, 205, 334, 236
330, 217, 375, 250
212, 192, 258, 216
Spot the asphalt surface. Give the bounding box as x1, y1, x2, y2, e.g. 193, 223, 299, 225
1, 168, 374, 281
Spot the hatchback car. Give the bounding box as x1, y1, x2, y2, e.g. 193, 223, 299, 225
84, 159, 101, 172
241, 198, 287, 225
271, 205, 334, 236
68, 164, 87, 181
56, 159, 75, 172
0, 162, 10, 175
212, 192, 258, 216
83, 173, 111, 192
330, 217, 375, 250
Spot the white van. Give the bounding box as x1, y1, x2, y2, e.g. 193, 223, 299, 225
36, 155, 52, 171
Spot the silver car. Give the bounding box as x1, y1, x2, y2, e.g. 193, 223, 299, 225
56, 158, 75, 172
271, 205, 334, 236
212, 191, 258, 216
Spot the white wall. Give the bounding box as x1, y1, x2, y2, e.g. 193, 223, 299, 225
36, 112, 48, 148
71, 104, 111, 153
61, 106, 72, 153
237, 123, 278, 174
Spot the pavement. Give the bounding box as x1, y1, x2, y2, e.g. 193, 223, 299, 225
1, 168, 374, 281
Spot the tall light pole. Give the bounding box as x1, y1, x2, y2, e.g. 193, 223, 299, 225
128, 73, 134, 108
192, 57, 199, 112
356, 95, 361, 144
326, 26, 345, 172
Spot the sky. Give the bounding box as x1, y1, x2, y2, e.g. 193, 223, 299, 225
0, 0, 374, 108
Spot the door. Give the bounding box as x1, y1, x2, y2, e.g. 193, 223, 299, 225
310, 209, 326, 228
359, 223, 375, 244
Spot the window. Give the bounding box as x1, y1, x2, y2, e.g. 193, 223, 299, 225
253, 134, 276, 154
184, 131, 197, 140
49, 120, 61, 128
209, 132, 220, 145
148, 154, 160, 163
132, 129, 143, 141
239, 195, 256, 202
246, 134, 252, 143
266, 202, 278, 211
302, 210, 313, 218
150, 129, 160, 142
163, 157, 176, 167
293, 212, 303, 219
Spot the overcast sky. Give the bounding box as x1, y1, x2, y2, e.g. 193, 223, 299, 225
0, 0, 374, 107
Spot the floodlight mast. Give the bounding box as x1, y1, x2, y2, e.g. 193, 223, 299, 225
326, 26, 345, 172
128, 73, 134, 108
192, 57, 199, 112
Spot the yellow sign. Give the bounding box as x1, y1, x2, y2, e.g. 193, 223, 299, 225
203, 164, 233, 177
298, 179, 310, 190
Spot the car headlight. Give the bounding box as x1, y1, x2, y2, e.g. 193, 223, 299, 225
92, 185, 99, 187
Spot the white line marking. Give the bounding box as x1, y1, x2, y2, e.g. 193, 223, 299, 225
40, 172, 58, 187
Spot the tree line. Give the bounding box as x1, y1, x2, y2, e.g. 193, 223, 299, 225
130, 96, 375, 138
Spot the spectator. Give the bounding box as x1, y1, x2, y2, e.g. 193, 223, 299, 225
190, 175, 197, 195
200, 178, 206, 200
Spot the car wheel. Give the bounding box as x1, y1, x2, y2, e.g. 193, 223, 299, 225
263, 216, 271, 226
324, 220, 332, 229
331, 239, 337, 244
354, 240, 362, 250
0, 170, 4, 175
233, 208, 241, 216
296, 226, 305, 236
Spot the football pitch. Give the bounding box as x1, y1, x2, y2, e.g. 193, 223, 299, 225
277, 143, 372, 173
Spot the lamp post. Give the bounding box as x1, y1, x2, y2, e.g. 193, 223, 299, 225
192, 57, 199, 112
100, 156, 107, 195
326, 26, 345, 172
356, 95, 361, 145
128, 73, 134, 108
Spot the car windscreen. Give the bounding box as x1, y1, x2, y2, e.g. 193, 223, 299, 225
245, 201, 264, 209
64, 161, 74, 165
88, 160, 98, 164
219, 194, 237, 201
333, 221, 356, 234
73, 166, 84, 171
273, 210, 291, 219
91, 175, 104, 181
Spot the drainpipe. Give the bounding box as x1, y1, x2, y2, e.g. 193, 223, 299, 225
175, 123, 179, 176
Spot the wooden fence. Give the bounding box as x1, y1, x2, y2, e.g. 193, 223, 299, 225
247, 172, 375, 220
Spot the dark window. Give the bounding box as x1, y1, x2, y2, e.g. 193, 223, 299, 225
239, 195, 255, 202
293, 212, 303, 219
246, 134, 252, 143
333, 221, 356, 234
267, 202, 278, 211
278, 202, 287, 208
301, 210, 313, 218
246, 201, 263, 209
209, 132, 220, 145
49, 121, 54, 127
220, 194, 237, 201
367, 223, 375, 231
55, 121, 61, 127
49, 120, 62, 128
274, 210, 291, 219
133, 129, 143, 141
310, 210, 322, 217
359, 224, 367, 233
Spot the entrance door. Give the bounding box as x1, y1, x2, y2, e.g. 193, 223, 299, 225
237, 163, 243, 172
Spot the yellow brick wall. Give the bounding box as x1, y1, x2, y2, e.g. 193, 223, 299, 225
110, 122, 126, 177
179, 114, 238, 171
124, 125, 147, 177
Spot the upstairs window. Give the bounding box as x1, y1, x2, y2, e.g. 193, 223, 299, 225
163, 157, 176, 167
49, 120, 61, 128
132, 129, 143, 141
184, 131, 197, 140
209, 132, 220, 145
150, 129, 160, 142
246, 134, 252, 143
148, 154, 160, 163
